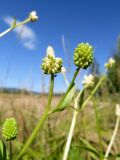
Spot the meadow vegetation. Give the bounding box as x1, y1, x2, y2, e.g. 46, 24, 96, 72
0, 11, 120, 160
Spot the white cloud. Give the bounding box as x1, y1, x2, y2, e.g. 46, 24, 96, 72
3, 16, 38, 50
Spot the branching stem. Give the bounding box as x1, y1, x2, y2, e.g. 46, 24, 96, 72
17, 74, 54, 160
0, 18, 30, 38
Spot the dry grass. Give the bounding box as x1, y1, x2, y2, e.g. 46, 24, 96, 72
0, 92, 120, 159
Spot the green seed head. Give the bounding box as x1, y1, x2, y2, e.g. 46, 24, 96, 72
2, 118, 18, 141
73, 43, 94, 69
42, 46, 63, 74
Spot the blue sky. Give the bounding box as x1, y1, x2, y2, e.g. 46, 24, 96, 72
0, 0, 120, 93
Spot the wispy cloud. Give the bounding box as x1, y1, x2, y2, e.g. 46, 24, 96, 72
61, 34, 66, 53
3, 16, 38, 50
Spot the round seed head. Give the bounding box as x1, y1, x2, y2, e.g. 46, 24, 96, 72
73, 43, 94, 69
2, 118, 18, 141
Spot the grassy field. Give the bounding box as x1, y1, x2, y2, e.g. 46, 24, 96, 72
0, 92, 120, 160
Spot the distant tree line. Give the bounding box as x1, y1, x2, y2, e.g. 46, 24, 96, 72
89, 36, 120, 95
107, 36, 120, 93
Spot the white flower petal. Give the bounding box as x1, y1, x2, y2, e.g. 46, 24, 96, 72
46, 46, 55, 57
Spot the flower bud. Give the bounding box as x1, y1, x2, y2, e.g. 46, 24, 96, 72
104, 57, 115, 70
42, 46, 63, 74
82, 74, 94, 88
61, 67, 66, 74
29, 11, 38, 22
2, 118, 18, 141
46, 46, 55, 57
74, 43, 93, 69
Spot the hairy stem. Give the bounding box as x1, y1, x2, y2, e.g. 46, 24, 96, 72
0, 18, 30, 38
17, 74, 54, 160
63, 110, 78, 160
104, 117, 120, 160
62, 89, 84, 160
63, 76, 105, 160
0, 27, 14, 38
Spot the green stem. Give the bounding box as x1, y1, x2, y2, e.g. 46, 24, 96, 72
46, 74, 54, 110
80, 76, 105, 111
17, 74, 54, 160
10, 141, 12, 160
57, 67, 80, 107
63, 76, 105, 160
81, 111, 87, 138
15, 18, 30, 27
92, 98, 103, 160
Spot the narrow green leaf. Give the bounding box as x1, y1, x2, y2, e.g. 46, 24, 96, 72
50, 85, 75, 113
78, 89, 84, 109
78, 137, 100, 159
12, 17, 16, 28
80, 146, 100, 159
